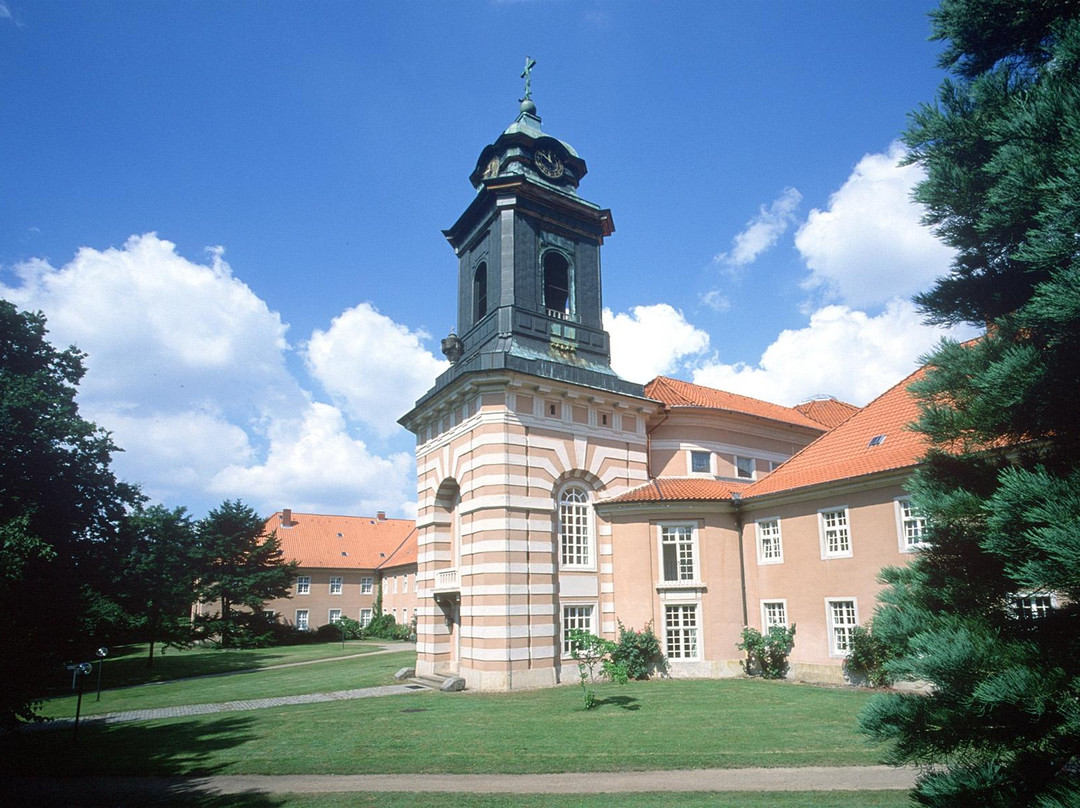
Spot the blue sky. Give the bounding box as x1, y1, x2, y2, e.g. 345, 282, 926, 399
0, 1, 971, 518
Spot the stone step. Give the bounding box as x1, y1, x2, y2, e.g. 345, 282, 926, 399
410, 674, 466, 692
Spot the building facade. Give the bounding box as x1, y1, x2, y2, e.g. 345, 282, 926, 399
399, 92, 932, 690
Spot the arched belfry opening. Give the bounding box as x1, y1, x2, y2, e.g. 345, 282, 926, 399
473, 261, 488, 323
543, 251, 571, 319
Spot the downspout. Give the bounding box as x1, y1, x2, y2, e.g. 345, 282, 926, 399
732, 491, 749, 628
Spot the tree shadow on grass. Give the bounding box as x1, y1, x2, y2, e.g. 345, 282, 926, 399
594, 695, 640, 710
2, 714, 289, 805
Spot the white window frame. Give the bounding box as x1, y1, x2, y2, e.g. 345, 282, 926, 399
360, 576, 373, 595
735, 455, 756, 480
818, 507, 852, 559
561, 602, 596, 658
558, 483, 595, 570
296, 576, 311, 595
664, 602, 701, 660
329, 576, 343, 595
402, 574, 408, 593
1012, 593, 1054, 620
761, 599, 788, 629
360, 608, 373, 627
687, 449, 713, 475
755, 517, 784, 565
295, 609, 309, 631
895, 497, 928, 553
328, 608, 342, 624
825, 598, 858, 657
657, 522, 700, 585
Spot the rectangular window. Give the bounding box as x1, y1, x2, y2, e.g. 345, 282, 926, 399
756, 518, 783, 564
360, 608, 373, 627
665, 604, 699, 659
391, 576, 397, 594
1013, 595, 1053, 620
295, 609, 309, 631
761, 600, 788, 629
328, 609, 342, 624
402, 574, 408, 593
735, 455, 755, 479
819, 508, 852, 558
827, 599, 858, 656
296, 576, 311, 595
562, 604, 594, 657
361, 576, 373, 595
262, 610, 276, 621
329, 576, 343, 595
896, 498, 927, 552
690, 450, 711, 474
659, 524, 697, 582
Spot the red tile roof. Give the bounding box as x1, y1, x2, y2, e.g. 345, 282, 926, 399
795, 397, 861, 429
646, 376, 827, 431
601, 477, 751, 504
264, 511, 416, 570
745, 367, 928, 498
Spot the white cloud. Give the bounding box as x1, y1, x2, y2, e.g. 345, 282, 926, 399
692, 300, 974, 407
699, 290, 731, 313
794, 141, 954, 309
305, 302, 447, 438
211, 401, 416, 517
604, 304, 710, 384
0, 234, 424, 517
715, 187, 802, 267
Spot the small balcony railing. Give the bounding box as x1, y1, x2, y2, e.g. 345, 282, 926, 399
433, 567, 459, 594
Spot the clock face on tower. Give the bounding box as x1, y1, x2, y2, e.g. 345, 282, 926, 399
534, 148, 564, 179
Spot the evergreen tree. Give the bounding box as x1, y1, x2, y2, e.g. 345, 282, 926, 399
861, 2, 1080, 805
195, 500, 297, 648
120, 504, 201, 666
0, 301, 139, 727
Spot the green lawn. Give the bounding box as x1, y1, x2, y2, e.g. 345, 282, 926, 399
41, 649, 418, 718
8, 677, 889, 777
47, 640, 397, 695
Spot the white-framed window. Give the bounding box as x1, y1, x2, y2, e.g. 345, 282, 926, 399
402, 574, 408, 593
296, 576, 311, 595
735, 455, 755, 480
755, 518, 783, 564
689, 450, 712, 474
665, 604, 699, 659
819, 507, 852, 558
360, 576, 373, 595
328, 609, 342, 624
360, 608, 373, 627
826, 598, 858, 657
658, 523, 698, 583
761, 599, 788, 629
895, 497, 928, 552
329, 576, 343, 595
295, 609, 309, 631
561, 604, 595, 657
558, 483, 593, 568
1013, 594, 1053, 620
391, 576, 398, 594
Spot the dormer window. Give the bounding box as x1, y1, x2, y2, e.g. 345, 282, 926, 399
474, 261, 488, 322
543, 251, 571, 318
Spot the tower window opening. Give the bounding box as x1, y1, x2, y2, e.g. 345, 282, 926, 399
474, 261, 488, 322
543, 251, 571, 318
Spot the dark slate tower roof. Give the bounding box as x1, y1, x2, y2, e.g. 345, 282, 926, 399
401, 67, 645, 427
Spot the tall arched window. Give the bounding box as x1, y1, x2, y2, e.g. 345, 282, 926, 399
543, 251, 571, 317
559, 484, 592, 568
473, 261, 488, 322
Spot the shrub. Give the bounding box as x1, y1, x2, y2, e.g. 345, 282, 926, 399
566, 628, 628, 710
737, 624, 796, 679
612, 621, 667, 680
362, 613, 410, 641
843, 623, 893, 687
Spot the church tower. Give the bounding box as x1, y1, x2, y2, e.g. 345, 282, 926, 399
400, 63, 652, 690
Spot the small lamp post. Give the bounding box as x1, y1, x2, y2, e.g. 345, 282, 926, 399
95, 646, 108, 701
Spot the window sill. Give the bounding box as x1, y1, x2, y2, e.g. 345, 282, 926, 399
656, 580, 705, 591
